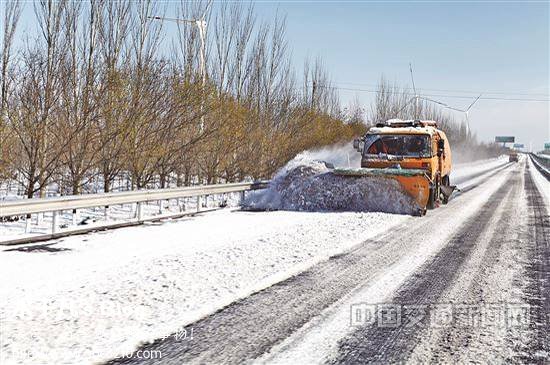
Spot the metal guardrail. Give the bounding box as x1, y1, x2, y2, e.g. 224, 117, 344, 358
1, 181, 269, 217
0, 180, 269, 241
530, 153, 550, 180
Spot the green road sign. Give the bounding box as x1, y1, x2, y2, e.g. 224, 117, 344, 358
495, 136, 515, 143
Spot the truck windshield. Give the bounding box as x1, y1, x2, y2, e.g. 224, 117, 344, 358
363, 134, 431, 158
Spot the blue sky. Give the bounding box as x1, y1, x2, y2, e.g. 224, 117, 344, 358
252, 1, 549, 150
255, 1, 548, 90
12, 0, 550, 150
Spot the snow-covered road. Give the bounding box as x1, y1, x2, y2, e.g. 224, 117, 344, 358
1, 155, 548, 364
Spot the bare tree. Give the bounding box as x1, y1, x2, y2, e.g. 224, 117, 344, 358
211, 2, 255, 97
8, 0, 68, 198
369, 76, 412, 124
303, 56, 340, 116
96, 0, 131, 192
0, 0, 23, 181
58, 0, 103, 195
125, 0, 166, 189
1, 0, 22, 116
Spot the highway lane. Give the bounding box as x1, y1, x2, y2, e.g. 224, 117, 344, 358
107, 157, 548, 364
331, 161, 549, 364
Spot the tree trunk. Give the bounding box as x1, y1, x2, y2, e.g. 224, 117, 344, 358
72, 179, 80, 195
103, 174, 111, 193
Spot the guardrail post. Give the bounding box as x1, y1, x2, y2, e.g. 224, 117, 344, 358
240, 190, 246, 203
158, 200, 163, 214
137, 202, 144, 222
25, 215, 31, 233
196, 195, 201, 212
52, 211, 59, 234
72, 209, 78, 226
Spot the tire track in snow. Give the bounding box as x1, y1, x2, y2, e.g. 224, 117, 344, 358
452, 160, 510, 186
331, 175, 517, 364
409, 163, 529, 363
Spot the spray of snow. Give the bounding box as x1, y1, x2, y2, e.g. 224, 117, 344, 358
290, 142, 362, 169
244, 143, 420, 215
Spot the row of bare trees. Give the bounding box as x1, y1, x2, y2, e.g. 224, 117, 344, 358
0, 0, 365, 198
1, 1, 497, 198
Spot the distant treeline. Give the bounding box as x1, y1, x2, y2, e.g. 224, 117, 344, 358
0, 1, 500, 198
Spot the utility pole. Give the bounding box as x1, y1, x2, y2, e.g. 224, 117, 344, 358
402, 63, 482, 140
150, 0, 212, 131
463, 94, 482, 137
409, 63, 419, 119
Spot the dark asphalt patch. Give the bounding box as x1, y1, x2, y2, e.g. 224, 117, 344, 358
521, 163, 550, 363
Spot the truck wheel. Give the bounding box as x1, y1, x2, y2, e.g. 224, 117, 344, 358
441, 176, 450, 204
414, 208, 426, 216
427, 186, 436, 209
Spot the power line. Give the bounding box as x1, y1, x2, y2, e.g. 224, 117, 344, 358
316, 85, 550, 102
329, 81, 550, 98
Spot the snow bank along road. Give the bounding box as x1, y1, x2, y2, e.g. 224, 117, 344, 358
1, 156, 548, 364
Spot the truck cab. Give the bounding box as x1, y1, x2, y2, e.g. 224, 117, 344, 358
354, 119, 453, 208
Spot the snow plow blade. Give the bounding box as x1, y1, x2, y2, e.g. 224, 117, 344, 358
332, 167, 431, 214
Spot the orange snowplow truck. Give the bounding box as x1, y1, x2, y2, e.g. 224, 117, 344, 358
345, 119, 454, 215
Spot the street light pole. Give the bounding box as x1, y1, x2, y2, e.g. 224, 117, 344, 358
150, 1, 211, 131
149, 16, 208, 87
195, 19, 207, 88
463, 94, 482, 137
